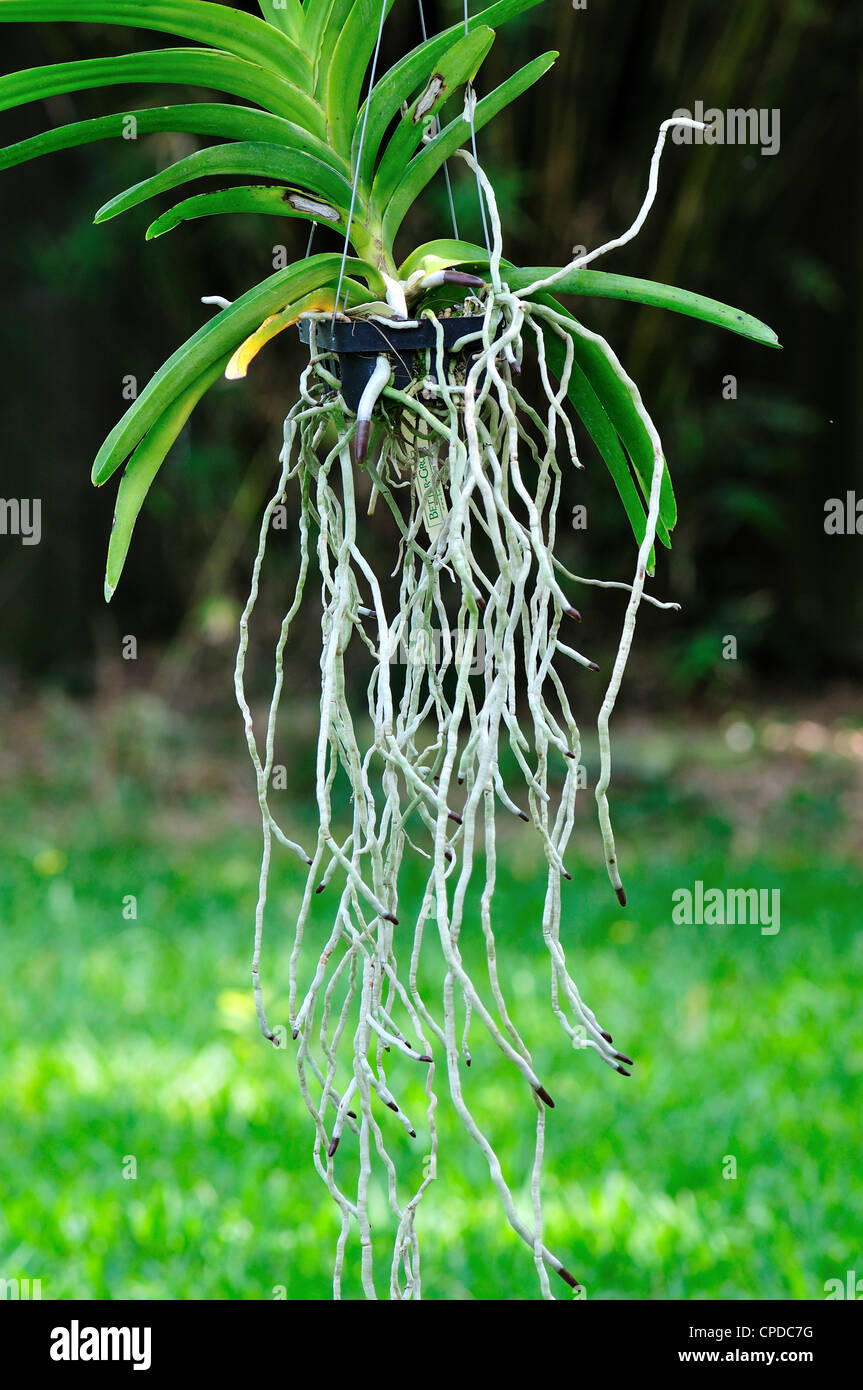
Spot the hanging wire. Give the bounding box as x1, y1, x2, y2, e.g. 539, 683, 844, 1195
416, 0, 459, 240
332, 0, 390, 322
305, 220, 318, 259
463, 0, 492, 259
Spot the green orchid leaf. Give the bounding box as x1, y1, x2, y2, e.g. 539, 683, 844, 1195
380, 51, 557, 247
354, 0, 543, 189
91, 253, 383, 487
372, 27, 495, 209
0, 103, 341, 174
0, 1, 311, 85
398, 238, 489, 280
508, 267, 781, 349
104, 354, 229, 602
257, 0, 305, 40
145, 184, 349, 240
0, 49, 324, 132
534, 290, 675, 545
536, 318, 658, 566
93, 142, 355, 226
326, 0, 397, 159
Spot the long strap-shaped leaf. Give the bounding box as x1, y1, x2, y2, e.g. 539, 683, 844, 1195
92, 253, 383, 486
508, 267, 781, 349
398, 241, 779, 352
325, 0, 397, 159
380, 52, 557, 247
256, 0, 305, 41
371, 27, 495, 207
104, 354, 229, 601
0, 49, 324, 133
353, 0, 544, 189
533, 290, 676, 542
0, 103, 344, 175
145, 184, 352, 240
0, 0, 312, 86
93, 141, 356, 226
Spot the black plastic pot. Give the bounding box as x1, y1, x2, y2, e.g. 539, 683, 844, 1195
297, 315, 486, 414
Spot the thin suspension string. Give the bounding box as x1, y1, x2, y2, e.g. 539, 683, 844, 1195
416, 0, 459, 240
332, 0, 390, 322
463, 0, 492, 260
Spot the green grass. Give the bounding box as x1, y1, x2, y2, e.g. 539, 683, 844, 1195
1, 703, 861, 1301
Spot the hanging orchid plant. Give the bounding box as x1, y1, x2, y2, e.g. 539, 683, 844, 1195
0, 0, 779, 1299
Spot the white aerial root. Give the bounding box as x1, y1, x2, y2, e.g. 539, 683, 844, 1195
235, 122, 688, 1299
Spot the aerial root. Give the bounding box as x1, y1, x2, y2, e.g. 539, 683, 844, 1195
234, 125, 688, 1297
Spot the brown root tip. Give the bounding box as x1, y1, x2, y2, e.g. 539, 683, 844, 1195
442, 269, 485, 288
315, 883, 325, 895
566, 605, 582, 622
588, 661, 600, 672
557, 1265, 580, 1291
409, 1129, 417, 1138
509, 358, 522, 374
563, 870, 572, 881
419, 1054, 433, 1064
305, 857, 314, 866
447, 810, 463, 825
347, 1110, 357, 1120
616, 1065, 631, 1077
383, 911, 399, 925
535, 1084, 555, 1109
615, 885, 627, 907
615, 1052, 634, 1066
386, 1101, 399, 1113
444, 849, 454, 863
475, 596, 486, 612
291, 1029, 299, 1041
518, 810, 529, 822
457, 777, 464, 785
601, 1030, 613, 1045
465, 1056, 472, 1067
355, 419, 371, 463
564, 749, 576, 759
271, 1036, 281, 1049
327, 1137, 339, 1158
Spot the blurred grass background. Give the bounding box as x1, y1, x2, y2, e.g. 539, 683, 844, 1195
0, 0, 860, 1300
1, 692, 861, 1299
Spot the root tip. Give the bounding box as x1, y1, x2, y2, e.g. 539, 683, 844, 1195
327, 1137, 340, 1158
615, 885, 627, 907
355, 419, 371, 463
535, 1084, 555, 1109
557, 1265, 581, 1291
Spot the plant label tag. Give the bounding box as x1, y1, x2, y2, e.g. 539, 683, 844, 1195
415, 453, 447, 541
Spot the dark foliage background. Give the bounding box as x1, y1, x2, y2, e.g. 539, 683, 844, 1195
0, 0, 859, 701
